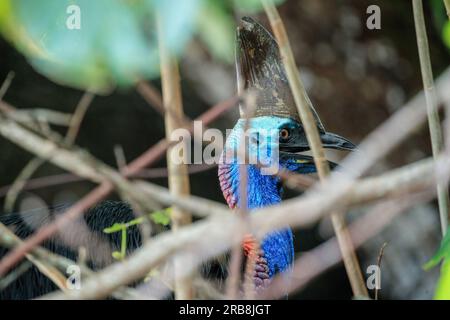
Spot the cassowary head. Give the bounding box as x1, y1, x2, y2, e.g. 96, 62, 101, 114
218, 17, 355, 291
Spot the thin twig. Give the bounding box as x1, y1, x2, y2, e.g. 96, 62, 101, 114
375, 242, 387, 300
413, 0, 450, 236
0, 71, 15, 100
16, 109, 72, 126
261, 0, 368, 297
65, 91, 95, 145
0, 163, 217, 197
114, 145, 127, 172
136, 81, 165, 115
158, 14, 194, 299
4, 157, 45, 212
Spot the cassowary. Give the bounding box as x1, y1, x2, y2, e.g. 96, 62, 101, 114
217, 17, 355, 290
0, 17, 354, 299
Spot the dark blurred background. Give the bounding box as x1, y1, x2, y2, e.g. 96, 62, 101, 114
1, 0, 449, 299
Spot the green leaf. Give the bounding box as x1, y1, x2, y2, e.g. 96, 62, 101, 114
430, 0, 447, 30
435, 258, 450, 299
0, 0, 200, 92
232, 0, 285, 13
424, 227, 450, 270
150, 208, 171, 226
443, 21, 450, 50
103, 223, 126, 234
112, 251, 124, 260
196, 0, 235, 63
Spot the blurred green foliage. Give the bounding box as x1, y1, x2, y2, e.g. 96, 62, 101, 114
429, 0, 450, 300
424, 227, 450, 299
431, 0, 450, 50
0, 0, 284, 93
104, 207, 171, 260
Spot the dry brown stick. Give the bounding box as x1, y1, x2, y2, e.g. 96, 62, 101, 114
261, 0, 368, 297
0, 101, 71, 139
0, 71, 15, 100
136, 80, 165, 115
0, 163, 217, 197
114, 145, 127, 171
16, 109, 72, 126
413, 0, 450, 236
375, 242, 387, 300
158, 14, 194, 300
65, 91, 95, 145
0, 94, 238, 277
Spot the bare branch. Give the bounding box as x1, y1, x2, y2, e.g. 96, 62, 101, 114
158, 13, 194, 299
65, 91, 95, 145
0, 71, 15, 100
413, 0, 450, 236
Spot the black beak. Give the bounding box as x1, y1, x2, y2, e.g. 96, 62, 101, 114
319, 132, 355, 151
279, 129, 356, 153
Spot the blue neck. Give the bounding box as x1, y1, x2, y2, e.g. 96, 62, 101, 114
219, 162, 294, 277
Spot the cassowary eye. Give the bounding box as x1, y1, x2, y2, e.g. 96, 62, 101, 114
279, 128, 291, 141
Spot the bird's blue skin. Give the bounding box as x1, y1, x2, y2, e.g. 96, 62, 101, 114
220, 116, 317, 278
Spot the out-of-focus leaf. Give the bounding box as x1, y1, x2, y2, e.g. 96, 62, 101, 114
431, 0, 447, 29
153, 0, 201, 53
430, 0, 450, 51
196, 0, 235, 63
195, 0, 286, 62
232, 0, 285, 13
103, 223, 126, 234
424, 227, 450, 270
112, 251, 124, 260
443, 21, 450, 50
435, 259, 450, 299
0, 0, 199, 92
151, 208, 171, 226
0, 0, 287, 91
424, 228, 450, 299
